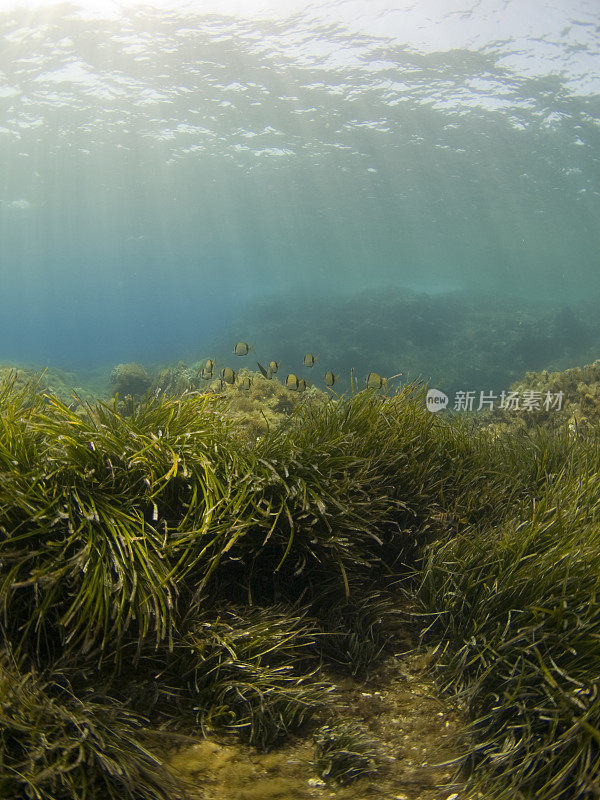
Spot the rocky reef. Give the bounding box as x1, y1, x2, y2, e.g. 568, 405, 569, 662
485, 358, 600, 434
110, 362, 153, 398
205, 368, 327, 439
121, 361, 329, 439
212, 288, 600, 399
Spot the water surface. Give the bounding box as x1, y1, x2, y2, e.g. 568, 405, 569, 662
1, 0, 599, 375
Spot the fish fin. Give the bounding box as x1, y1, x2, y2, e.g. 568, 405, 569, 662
256, 361, 269, 379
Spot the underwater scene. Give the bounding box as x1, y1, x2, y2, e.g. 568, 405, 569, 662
2, 1, 600, 799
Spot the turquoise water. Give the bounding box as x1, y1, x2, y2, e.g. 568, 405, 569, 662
1, 0, 599, 384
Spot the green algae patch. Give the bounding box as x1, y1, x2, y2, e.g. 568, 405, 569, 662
170, 738, 309, 800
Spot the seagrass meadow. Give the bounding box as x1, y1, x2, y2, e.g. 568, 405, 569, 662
1, 370, 600, 800
3, 0, 600, 796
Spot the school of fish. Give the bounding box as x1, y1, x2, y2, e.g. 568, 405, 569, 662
205, 342, 399, 392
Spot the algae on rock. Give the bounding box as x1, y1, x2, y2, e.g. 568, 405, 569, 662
110, 362, 152, 398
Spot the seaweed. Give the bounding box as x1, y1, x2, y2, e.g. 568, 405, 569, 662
3, 366, 600, 798
416, 432, 600, 799
0, 651, 186, 800
313, 720, 381, 784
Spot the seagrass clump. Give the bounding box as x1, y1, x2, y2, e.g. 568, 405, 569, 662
179, 605, 331, 749
0, 651, 185, 800
313, 720, 381, 784
182, 384, 450, 604
417, 431, 600, 800
311, 579, 401, 677
0, 385, 238, 663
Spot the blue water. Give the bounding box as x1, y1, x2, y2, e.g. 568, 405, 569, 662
1, 0, 599, 382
